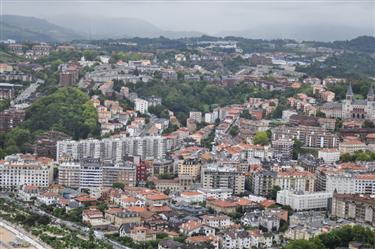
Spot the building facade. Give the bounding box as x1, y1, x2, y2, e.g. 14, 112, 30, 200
201, 164, 245, 195
0, 154, 54, 189
331, 193, 375, 226
57, 136, 168, 162
276, 190, 332, 211
58, 158, 136, 191
322, 85, 375, 121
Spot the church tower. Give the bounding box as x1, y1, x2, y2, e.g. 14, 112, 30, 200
367, 85, 374, 102
367, 85, 375, 120
343, 84, 353, 119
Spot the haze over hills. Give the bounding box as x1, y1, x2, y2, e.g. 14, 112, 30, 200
48, 15, 204, 39
0, 15, 83, 42
1, 14, 374, 43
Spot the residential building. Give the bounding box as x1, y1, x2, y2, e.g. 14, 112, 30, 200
201, 164, 245, 195
339, 136, 367, 155
58, 158, 136, 191
275, 171, 315, 192
251, 171, 276, 197
178, 158, 201, 179
272, 125, 338, 148
331, 193, 375, 226
180, 191, 205, 203
57, 136, 168, 162
318, 148, 340, 164
152, 159, 174, 176
201, 214, 232, 229
206, 199, 237, 215
189, 111, 202, 123
325, 172, 356, 194
135, 98, 149, 114
0, 154, 54, 190
197, 188, 232, 200
0, 83, 17, 100
355, 174, 375, 195
272, 138, 293, 160
0, 108, 25, 133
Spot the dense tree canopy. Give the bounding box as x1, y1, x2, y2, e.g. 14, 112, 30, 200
22, 88, 99, 140
130, 79, 309, 124
253, 131, 270, 145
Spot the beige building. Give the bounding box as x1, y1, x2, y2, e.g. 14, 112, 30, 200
105, 208, 141, 228
331, 193, 375, 226
178, 158, 201, 179
339, 136, 367, 155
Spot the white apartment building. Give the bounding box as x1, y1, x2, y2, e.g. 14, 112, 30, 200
189, 111, 202, 123
205, 113, 215, 124
355, 174, 375, 195
0, 154, 54, 189
134, 98, 149, 114
318, 148, 340, 164
275, 171, 315, 192
58, 158, 136, 192
57, 136, 167, 162
325, 173, 355, 194
197, 188, 232, 200
276, 190, 332, 211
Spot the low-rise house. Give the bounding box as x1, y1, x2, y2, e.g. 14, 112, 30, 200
74, 194, 97, 206
105, 207, 141, 228
180, 191, 205, 203
82, 207, 111, 229
145, 193, 171, 205
129, 226, 157, 242
206, 199, 238, 215
144, 216, 169, 231
221, 230, 252, 249
201, 214, 232, 229
115, 195, 145, 208
179, 220, 215, 236
158, 240, 187, 249
241, 210, 262, 227
186, 234, 220, 249
36, 191, 59, 206
18, 185, 39, 201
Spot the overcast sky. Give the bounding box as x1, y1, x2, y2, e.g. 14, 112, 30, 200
2, 0, 375, 40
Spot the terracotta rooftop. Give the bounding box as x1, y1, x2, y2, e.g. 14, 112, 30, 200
181, 191, 202, 196
146, 194, 170, 201
208, 199, 237, 208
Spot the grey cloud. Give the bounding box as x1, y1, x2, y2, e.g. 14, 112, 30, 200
2, 0, 374, 41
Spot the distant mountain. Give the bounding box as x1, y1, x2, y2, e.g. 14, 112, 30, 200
48, 15, 204, 39
332, 36, 375, 54
217, 24, 373, 42
0, 15, 82, 42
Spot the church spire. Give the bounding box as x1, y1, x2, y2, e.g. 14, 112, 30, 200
346, 84, 353, 100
